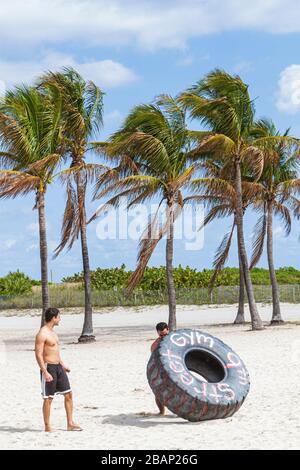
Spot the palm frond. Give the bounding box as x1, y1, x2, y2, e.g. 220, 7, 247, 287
109, 131, 170, 173
84, 80, 104, 136
198, 204, 233, 230
180, 69, 254, 140
241, 145, 264, 180
242, 181, 264, 203
155, 94, 186, 134
169, 166, 195, 192
185, 133, 235, 161
288, 195, 300, 219
190, 177, 236, 199
273, 200, 291, 236
53, 182, 80, 256
249, 211, 267, 269
126, 202, 182, 293
208, 220, 235, 291
0, 170, 40, 198
27, 153, 61, 176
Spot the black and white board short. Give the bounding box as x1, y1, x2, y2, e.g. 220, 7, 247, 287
40, 363, 71, 399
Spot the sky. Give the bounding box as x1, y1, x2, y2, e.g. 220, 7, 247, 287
1, 0, 300, 281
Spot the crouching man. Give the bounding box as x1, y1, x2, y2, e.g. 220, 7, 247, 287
150, 322, 169, 415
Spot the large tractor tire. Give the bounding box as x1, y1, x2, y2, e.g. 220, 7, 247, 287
147, 329, 250, 422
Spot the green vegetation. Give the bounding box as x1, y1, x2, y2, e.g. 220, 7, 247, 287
62, 265, 300, 290
0, 271, 40, 296
1, 283, 300, 311
1, 266, 299, 310
1, 267, 300, 310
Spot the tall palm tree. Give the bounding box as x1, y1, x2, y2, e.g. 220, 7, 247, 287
39, 68, 104, 342
185, 160, 259, 324
249, 119, 300, 324
0, 86, 62, 324
179, 70, 294, 330
91, 96, 200, 331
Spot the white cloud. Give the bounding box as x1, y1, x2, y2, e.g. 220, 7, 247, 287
78, 59, 137, 88
0, 239, 17, 250
276, 65, 300, 114
0, 51, 137, 89
0, 1, 300, 52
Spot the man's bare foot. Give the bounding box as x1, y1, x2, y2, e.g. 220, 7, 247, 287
45, 425, 52, 432
67, 423, 82, 431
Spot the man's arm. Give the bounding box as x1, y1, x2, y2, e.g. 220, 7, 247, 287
35, 332, 53, 382
151, 338, 160, 353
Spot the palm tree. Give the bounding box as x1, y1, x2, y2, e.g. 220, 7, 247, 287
39, 68, 104, 342
0, 86, 62, 324
179, 70, 294, 330
249, 119, 300, 324
91, 96, 200, 330
185, 161, 260, 324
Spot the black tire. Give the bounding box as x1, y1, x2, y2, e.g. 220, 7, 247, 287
147, 328, 250, 422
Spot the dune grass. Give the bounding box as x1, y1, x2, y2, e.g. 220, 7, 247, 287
1, 283, 300, 310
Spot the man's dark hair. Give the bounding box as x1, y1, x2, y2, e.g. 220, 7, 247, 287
45, 307, 60, 323
156, 322, 168, 332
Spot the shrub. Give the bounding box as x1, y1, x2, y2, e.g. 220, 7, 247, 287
0, 271, 34, 295
61, 265, 300, 291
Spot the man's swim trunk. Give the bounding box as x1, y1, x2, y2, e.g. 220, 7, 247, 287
40, 363, 71, 399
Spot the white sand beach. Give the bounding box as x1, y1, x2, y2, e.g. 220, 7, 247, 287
0, 303, 299, 450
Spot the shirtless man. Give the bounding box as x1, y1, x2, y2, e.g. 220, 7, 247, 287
150, 322, 169, 416
35, 307, 82, 432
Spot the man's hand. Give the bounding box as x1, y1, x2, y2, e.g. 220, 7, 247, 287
43, 371, 53, 382
62, 364, 71, 373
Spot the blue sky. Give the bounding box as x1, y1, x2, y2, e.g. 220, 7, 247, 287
1, 0, 300, 281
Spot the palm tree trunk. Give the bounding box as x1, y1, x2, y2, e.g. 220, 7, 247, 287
267, 202, 283, 324
77, 174, 95, 343
38, 191, 50, 326
234, 159, 263, 330
234, 236, 246, 324
166, 200, 176, 331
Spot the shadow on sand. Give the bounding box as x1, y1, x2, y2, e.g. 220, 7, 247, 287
101, 412, 197, 428
0, 426, 41, 433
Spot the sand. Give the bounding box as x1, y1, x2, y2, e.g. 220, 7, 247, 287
0, 302, 299, 450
